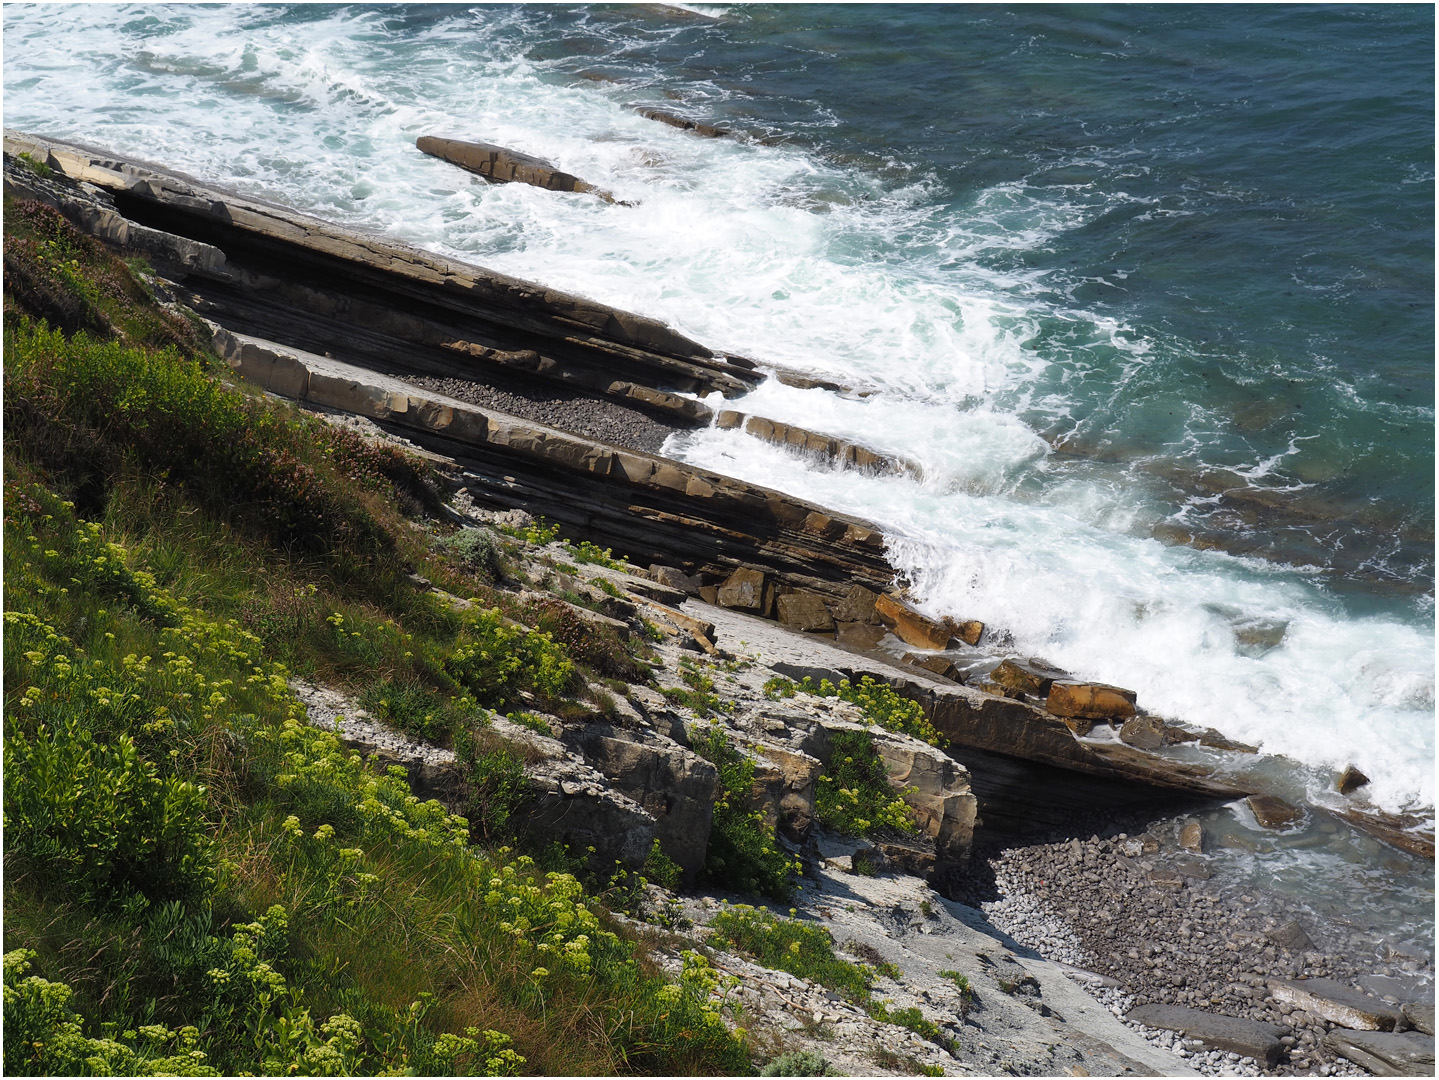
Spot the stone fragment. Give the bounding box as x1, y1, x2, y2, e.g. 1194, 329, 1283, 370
777, 590, 836, 633
873, 594, 952, 650
697, 585, 720, 606
1324, 1029, 1435, 1076
714, 409, 744, 430
648, 564, 701, 596
945, 618, 984, 646
1247, 794, 1303, 830
1178, 820, 1205, 853
1267, 919, 1315, 954
1272, 978, 1406, 1031
834, 621, 886, 650
988, 658, 1064, 697
1118, 715, 1167, 749
1046, 681, 1137, 721
1404, 1003, 1434, 1036
901, 653, 963, 683
1125, 1003, 1285, 1065
833, 584, 883, 624
716, 566, 775, 617
1338, 763, 1371, 795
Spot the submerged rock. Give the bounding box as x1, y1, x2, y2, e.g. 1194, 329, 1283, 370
1272, 977, 1407, 1031
1247, 793, 1303, 830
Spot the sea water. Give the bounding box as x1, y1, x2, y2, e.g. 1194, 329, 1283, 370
4, 6, 1432, 831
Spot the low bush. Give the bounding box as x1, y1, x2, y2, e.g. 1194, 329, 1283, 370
691, 725, 798, 900
707, 905, 874, 1005
814, 730, 918, 838
764, 674, 945, 747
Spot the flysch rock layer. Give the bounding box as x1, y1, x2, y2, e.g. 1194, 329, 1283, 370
5, 128, 1430, 864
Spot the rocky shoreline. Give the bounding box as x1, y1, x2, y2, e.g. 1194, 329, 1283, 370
4, 129, 1432, 1077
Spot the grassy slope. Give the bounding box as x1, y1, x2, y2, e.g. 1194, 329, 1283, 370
2, 194, 751, 1077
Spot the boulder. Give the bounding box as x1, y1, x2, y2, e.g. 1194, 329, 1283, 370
648, 564, 702, 596
1338, 763, 1371, 795
988, 658, 1066, 698
749, 743, 823, 842
561, 726, 718, 882
834, 621, 887, 650
777, 590, 836, 633
1404, 1003, 1435, 1036
874, 593, 953, 650
717, 566, 775, 617
833, 584, 883, 624
416, 135, 612, 200
1324, 1029, 1435, 1076
1178, 820, 1205, 854
1046, 682, 1137, 721
1272, 978, 1406, 1031
1247, 794, 1303, 830
1267, 919, 1315, 954
1125, 1003, 1285, 1065
902, 653, 963, 683
715, 409, 744, 430
944, 618, 985, 647
516, 757, 657, 871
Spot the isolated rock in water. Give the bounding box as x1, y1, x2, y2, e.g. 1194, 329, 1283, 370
989, 658, 1066, 698
874, 593, 953, 650
637, 107, 730, 138
717, 566, 775, 617
1324, 1029, 1435, 1076
1267, 918, 1315, 954
1272, 978, 1406, 1031
777, 590, 836, 633
945, 618, 985, 646
1126, 1002, 1285, 1065
1178, 819, 1205, 853
1247, 793, 1303, 829
417, 135, 614, 200
1233, 617, 1288, 657
1338, 763, 1371, 795
1046, 681, 1137, 721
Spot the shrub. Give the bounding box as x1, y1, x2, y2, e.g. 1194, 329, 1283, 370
761, 1049, 839, 1076
764, 675, 944, 747
455, 724, 531, 841
814, 730, 917, 838
691, 725, 798, 900
4, 716, 217, 909
708, 906, 874, 1005
440, 526, 503, 581
444, 607, 574, 710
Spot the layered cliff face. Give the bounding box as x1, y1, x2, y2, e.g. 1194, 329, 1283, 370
5, 130, 1428, 866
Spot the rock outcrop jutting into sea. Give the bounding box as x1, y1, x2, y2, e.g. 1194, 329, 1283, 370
5, 128, 1429, 863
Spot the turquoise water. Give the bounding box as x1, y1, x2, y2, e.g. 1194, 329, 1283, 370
3, 4, 1433, 818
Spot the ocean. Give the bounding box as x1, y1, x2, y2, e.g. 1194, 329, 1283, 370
4, 5, 1433, 833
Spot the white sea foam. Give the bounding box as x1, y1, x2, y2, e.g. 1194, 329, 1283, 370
5, 4, 1431, 817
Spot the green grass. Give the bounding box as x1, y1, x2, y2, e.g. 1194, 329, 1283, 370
763, 674, 946, 747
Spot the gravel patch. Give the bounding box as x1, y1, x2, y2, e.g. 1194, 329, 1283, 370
951, 814, 1429, 1078
394, 372, 686, 453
